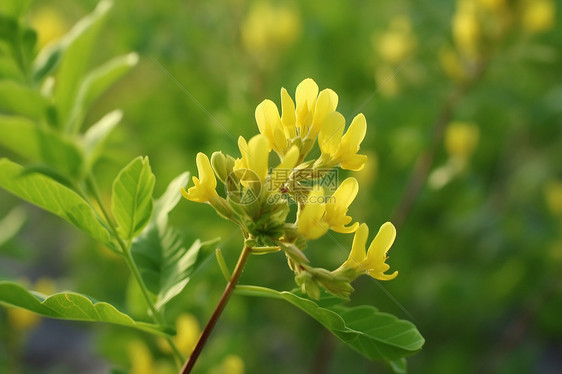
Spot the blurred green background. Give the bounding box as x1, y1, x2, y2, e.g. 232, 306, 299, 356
1, 0, 561, 373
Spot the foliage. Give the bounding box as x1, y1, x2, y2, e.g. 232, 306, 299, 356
1, 0, 561, 373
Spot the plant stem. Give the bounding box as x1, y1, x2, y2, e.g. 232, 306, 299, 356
86, 175, 184, 365
181, 246, 252, 373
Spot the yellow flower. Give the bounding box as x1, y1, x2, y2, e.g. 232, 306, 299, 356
128, 340, 155, 374
297, 185, 329, 239
318, 113, 368, 171
255, 78, 339, 157
234, 134, 270, 182
545, 180, 562, 217
324, 178, 360, 233
522, 0, 555, 33
445, 121, 479, 159
478, 0, 506, 12
339, 222, 398, 281
255, 100, 289, 155
453, 0, 480, 57
241, 2, 300, 67
269, 145, 300, 192
375, 16, 416, 65
159, 313, 201, 357
210, 354, 245, 374
181, 153, 219, 203
29, 7, 68, 49
297, 178, 359, 239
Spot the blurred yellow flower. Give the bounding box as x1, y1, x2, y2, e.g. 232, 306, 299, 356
181, 153, 219, 203
478, 0, 506, 12
159, 313, 201, 357
210, 354, 245, 374
453, 0, 480, 57
241, 1, 300, 66
29, 7, 68, 49
6, 307, 40, 331
129, 340, 154, 374
439, 47, 468, 83
521, 0, 555, 33
374, 16, 416, 65
545, 180, 562, 217
338, 222, 398, 281
445, 121, 479, 159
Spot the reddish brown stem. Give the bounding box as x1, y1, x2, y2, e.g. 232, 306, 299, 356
181, 246, 252, 374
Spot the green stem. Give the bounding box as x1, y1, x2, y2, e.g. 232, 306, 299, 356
181, 246, 252, 373
86, 176, 184, 365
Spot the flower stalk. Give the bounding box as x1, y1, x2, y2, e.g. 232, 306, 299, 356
181, 246, 252, 373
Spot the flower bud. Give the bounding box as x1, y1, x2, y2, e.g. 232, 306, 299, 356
211, 151, 235, 184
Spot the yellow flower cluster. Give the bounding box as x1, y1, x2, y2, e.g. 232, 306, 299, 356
182, 78, 397, 298
372, 16, 417, 97
445, 0, 556, 80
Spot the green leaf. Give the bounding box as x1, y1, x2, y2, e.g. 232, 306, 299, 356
0, 281, 169, 336
53, 0, 112, 128
390, 358, 407, 374
68, 53, 138, 133
131, 173, 218, 310
82, 110, 122, 170
0, 206, 25, 247
0, 0, 32, 18
0, 158, 115, 250
33, 43, 63, 83
0, 80, 48, 119
237, 286, 425, 363
111, 156, 155, 241
0, 115, 84, 178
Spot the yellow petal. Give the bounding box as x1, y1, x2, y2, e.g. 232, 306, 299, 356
310, 88, 339, 139
324, 177, 359, 232
281, 87, 296, 138
181, 154, 218, 203
248, 134, 270, 181
270, 145, 300, 191
366, 222, 396, 266
255, 99, 287, 154
335, 113, 367, 170
342, 223, 369, 269
295, 78, 319, 133
297, 185, 329, 239
340, 154, 368, 171
318, 111, 345, 157
196, 152, 217, 190
332, 177, 359, 209
368, 269, 398, 280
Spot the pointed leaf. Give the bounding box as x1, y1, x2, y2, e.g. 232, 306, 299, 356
0, 158, 115, 250
82, 110, 122, 170
0, 80, 48, 119
0, 115, 84, 178
0, 0, 32, 18
53, 0, 112, 127
0, 206, 25, 247
237, 286, 425, 363
68, 53, 138, 132
0, 281, 169, 336
111, 156, 155, 241
131, 173, 218, 310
